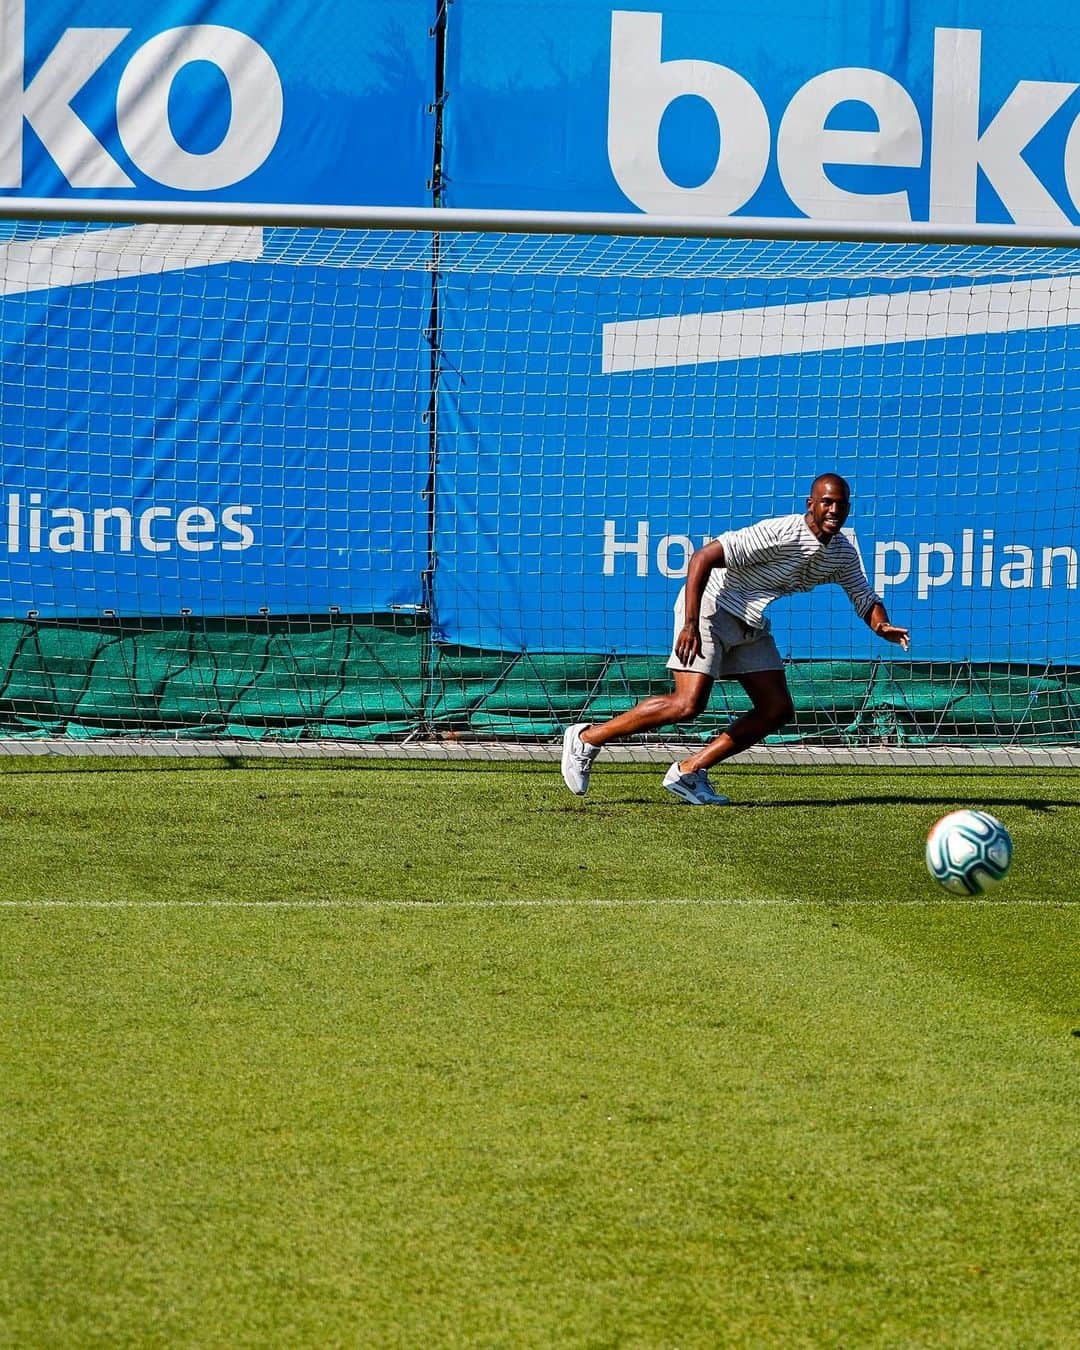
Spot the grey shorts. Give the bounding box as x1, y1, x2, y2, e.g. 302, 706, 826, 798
666, 587, 783, 679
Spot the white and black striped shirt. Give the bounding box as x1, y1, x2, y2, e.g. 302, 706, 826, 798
706, 514, 881, 632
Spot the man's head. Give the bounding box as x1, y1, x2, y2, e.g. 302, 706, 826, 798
805, 473, 851, 542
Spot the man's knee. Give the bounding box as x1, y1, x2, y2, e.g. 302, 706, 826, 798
763, 692, 795, 729
668, 690, 710, 721
749, 679, 794, 729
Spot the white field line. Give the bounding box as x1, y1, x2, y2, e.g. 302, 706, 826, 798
0, 224, 264, 295
0, 897, 1072, 910
601, 275, 1080, 372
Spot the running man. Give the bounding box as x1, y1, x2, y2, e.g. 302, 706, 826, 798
561, 474, 910, 804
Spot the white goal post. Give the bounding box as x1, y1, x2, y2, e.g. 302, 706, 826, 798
0, 197, 1078, 764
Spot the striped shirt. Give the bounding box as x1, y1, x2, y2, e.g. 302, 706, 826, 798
705, 514, 881, 632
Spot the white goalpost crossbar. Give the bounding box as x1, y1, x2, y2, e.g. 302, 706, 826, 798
2, 197, 1080, 246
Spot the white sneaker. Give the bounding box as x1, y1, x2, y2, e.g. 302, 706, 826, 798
662, 762, 730, 806
561, 723, 599, 796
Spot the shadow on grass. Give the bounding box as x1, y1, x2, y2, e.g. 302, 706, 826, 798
583, 796, 1078, 812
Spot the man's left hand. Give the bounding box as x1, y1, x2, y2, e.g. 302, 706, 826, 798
878, 624, 910, 652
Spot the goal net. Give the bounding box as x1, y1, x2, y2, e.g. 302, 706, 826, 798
0, 207, 1077, 761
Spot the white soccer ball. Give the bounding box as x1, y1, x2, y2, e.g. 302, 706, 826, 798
925, 810, 1012, 895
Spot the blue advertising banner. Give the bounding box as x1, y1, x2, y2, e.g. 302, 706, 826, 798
444, 0, 1080, 227
1, 0, 433, 204
432, 241, 1080, 664
435, 1, 1080, 664
0, 229, 431, 617
0, 1, 434, 617
3, 0, 1078, 663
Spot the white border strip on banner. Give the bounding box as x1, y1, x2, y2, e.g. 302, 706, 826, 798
0, 224, 264, 295
602, 275, 1080, 372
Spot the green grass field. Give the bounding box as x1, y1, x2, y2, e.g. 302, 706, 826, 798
1, 758, 1078, 1347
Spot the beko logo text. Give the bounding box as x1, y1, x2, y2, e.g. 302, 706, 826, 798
0, 0, 283, 190
608, 11, 1080, 225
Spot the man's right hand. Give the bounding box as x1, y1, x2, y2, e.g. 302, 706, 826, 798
675, 620, 702, 666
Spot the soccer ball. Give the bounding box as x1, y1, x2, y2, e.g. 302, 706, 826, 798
925, 810, 1012, 895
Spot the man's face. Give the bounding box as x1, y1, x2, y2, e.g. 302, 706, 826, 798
805, 480, 851, 541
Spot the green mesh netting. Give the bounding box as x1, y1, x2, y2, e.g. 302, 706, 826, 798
0, 618, 1077, 747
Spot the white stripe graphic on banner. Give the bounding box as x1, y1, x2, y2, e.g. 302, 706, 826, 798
0, 225, 265, 296
601, 275, 1080, 373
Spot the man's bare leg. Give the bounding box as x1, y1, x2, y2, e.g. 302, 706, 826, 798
579, 671, 714, 748
675, 669, 795, 773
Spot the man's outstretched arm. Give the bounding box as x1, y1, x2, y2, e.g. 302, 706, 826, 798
865, 601, 910, 652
